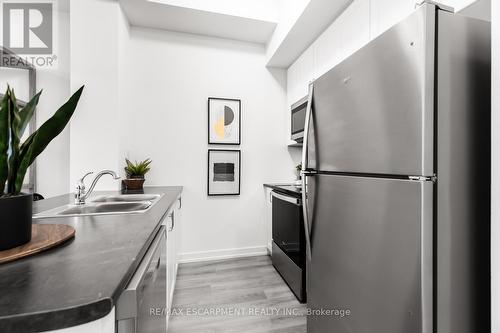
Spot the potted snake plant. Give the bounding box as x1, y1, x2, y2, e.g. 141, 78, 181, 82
123, 158, 152, 190
0, 85, 84, 251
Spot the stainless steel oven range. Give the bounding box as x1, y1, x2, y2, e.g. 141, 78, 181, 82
271, 186, 306, 303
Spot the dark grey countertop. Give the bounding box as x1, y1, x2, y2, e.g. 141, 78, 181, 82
263, 183, 302, 197
0, 186, 182, 332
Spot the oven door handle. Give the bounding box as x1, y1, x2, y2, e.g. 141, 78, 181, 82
271, 191, 301, 205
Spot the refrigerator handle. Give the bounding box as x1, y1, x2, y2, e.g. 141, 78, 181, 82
301, 83, 314, 261
301, 83, 313, 171
302, 174, 312, 261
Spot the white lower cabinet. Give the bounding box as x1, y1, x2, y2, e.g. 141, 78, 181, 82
166, 196, 182, 330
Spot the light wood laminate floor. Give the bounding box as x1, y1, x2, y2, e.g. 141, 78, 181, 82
168, 255, 307, 333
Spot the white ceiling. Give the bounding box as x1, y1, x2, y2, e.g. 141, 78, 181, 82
147, 0, 281, 22
120, 0, 278, 44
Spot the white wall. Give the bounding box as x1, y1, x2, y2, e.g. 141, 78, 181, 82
118, 4, 132, 168
36, 4, 70, 198
120, 27, 294, 258
492, 0, 499, 330
69, 0, 124, 191
68, 0, 296, 259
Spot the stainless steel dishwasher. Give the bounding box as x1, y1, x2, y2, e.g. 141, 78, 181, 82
116, 226, 167, 332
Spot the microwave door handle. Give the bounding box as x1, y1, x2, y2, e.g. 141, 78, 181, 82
301, 83, 313, 262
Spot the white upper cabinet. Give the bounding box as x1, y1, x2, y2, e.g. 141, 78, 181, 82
286, 0, 419, 111
313, 0, 370, 79
287, 46, 315, 106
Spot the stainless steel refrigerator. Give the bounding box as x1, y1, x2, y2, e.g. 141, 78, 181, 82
301, 3, 490, 333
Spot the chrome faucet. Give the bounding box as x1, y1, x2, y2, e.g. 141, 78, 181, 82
75, 170, 120, 205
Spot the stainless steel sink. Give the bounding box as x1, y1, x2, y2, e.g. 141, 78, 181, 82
33, 194, 163, 219
90, 194, 161, 203
59, 202, 152, 215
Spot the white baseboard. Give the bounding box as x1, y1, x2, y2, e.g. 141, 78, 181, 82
178, 246, 268, 263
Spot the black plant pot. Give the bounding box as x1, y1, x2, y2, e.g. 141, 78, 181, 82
0, 193, 33, 251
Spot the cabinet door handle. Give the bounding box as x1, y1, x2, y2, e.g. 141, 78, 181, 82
178, 197, 182, 209
169, 211, 175, 232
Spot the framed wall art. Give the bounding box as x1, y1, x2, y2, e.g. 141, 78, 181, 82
207, 149, 241, 196
208, 97, 241, 145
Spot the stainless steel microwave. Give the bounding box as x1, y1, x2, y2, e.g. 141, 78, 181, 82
291, 96, 308, 143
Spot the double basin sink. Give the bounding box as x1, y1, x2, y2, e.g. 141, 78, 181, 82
34, 194, 162, 218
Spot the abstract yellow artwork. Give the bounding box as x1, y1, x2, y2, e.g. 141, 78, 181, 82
208, 98, 241, 145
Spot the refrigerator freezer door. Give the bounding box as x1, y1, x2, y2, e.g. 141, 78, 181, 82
306, 175, 433, 333
308, 4, 435, 176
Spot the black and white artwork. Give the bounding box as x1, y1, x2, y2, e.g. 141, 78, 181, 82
207, 150, 240, 196
208, 97, 241, 145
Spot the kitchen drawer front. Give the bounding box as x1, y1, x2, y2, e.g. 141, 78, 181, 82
272, 242, 306, 303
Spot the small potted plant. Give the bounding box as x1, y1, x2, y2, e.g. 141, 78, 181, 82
0, 85, 84, 251
123, 158, 152, 190
295, 163, 302, 181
